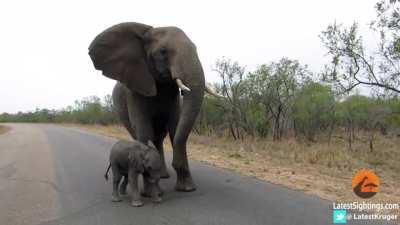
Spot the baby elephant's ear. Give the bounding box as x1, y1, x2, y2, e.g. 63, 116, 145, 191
128, 151, 144, 173
147, 140, 156, 149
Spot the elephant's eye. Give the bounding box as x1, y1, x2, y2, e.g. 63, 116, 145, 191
159, 47, 167, 56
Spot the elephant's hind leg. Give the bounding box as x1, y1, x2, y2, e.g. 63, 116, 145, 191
111, 165, 123, 202
119, 176, 128, 195
112, 82, 137, 139
154, 131, 170, 179
152, 113, 170, 178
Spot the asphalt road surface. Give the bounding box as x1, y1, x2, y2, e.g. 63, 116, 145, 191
0, 124, 387, 225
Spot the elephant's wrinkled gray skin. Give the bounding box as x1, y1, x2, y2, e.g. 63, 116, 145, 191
104, 140, 162, 207
89, 22, 206, 192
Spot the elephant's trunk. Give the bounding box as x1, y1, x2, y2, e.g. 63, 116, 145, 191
174, 85, 204, 146
170, 48, 205, 170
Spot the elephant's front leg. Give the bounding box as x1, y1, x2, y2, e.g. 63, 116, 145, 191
141, 176, 163, 197
172, 142, 196, 192
128, 170, 143, 207
168, 105, 196, 192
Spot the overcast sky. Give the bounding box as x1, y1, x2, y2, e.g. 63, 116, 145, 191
0, 0, 377, 113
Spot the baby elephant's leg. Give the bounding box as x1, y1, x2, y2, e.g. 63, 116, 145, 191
151, 181, 162, 203
129, 171, 143, 207
119, 175, 128, 196
111, 165, 123, 202
141, 178, 152, 197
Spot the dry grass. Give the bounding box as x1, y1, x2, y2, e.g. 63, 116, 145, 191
60, 123, 400, 208
62, 124, 132, 140
187, 135, 400, 206
0, 125, 11, 135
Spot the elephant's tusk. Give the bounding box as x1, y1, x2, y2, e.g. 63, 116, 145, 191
205, 84, 224, 98
176, 79, 191, 92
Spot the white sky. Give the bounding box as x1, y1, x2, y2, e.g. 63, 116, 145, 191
0, 0, 377, 113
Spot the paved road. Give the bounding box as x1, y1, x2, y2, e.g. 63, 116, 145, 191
0, 124, 386, 225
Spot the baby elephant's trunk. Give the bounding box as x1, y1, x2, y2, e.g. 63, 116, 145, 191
104, 163, 111, 180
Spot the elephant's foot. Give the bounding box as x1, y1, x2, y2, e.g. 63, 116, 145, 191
131, 200, 143, 207
141, 186, 163, 197
175, 176, 196, 192
111, 194, 122, 202
174, 167, 196, 192
152, 196, 162, 203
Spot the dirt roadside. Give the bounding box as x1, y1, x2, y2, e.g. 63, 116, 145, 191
0, 125, 11, 135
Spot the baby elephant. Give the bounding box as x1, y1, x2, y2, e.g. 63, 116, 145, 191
105, 140, 162, 206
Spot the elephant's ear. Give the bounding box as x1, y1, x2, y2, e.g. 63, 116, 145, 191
88, 22, 157, 96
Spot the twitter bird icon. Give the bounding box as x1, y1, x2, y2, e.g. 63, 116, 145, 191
333, 210, 347, 224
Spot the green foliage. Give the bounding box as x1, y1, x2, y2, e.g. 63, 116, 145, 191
337, 96, 373, 128
245, 102, 269, 137
386, 97, 400, 127
195, 96, 226, 134
293, 82, 336, 141
0, 95, 118, 125
0, 109, 55, 123
335, 95, 390, 131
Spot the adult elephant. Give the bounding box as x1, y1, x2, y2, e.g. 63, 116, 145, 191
88, 22, 220, 192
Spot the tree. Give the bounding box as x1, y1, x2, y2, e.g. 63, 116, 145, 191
247, 58, 310, 140
320, 0, 400, 95
213, 58, 250, 140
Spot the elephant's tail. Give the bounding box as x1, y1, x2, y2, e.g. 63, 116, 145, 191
104, 163, 111, 181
